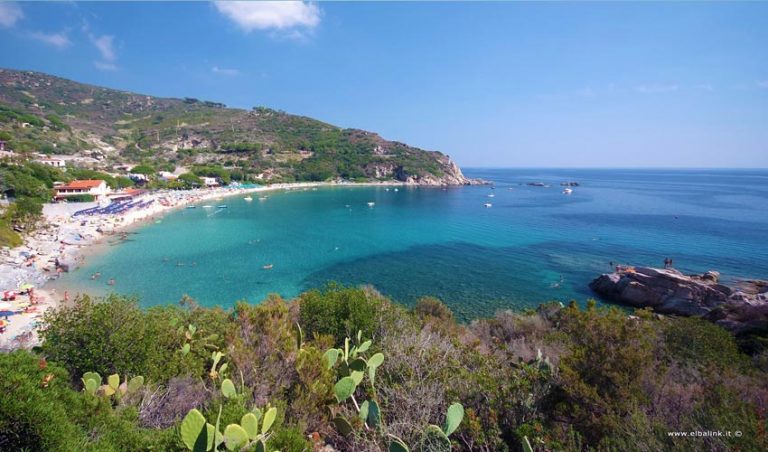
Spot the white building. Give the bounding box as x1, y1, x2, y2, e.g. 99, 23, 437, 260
202, 177, 220, 187
34, 157, 66, 168
54, 180, 109, 200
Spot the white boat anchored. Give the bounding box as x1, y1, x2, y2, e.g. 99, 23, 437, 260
562, 188, 573, 195
367, 202, 376, 207
244, 196, 253, 201
484, 203, 493, 208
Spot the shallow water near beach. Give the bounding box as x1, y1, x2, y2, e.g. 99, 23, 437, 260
54, 169, 768, 320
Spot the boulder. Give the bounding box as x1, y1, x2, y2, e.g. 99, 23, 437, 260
589, 266, 768, 333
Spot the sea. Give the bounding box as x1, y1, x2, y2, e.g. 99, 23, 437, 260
55, 169, 768, 320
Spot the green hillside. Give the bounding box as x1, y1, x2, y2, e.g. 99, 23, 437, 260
0, 68, 472, 185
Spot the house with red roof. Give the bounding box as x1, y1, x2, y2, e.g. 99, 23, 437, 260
54, 180, 109, 200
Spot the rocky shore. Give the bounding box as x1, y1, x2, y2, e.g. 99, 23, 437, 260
590, 266, 768, 334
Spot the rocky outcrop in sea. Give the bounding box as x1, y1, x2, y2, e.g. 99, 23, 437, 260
590, 266, 768, 334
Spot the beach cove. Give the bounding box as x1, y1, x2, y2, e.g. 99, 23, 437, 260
31, 168, 768, 323
0, 180, 406, 348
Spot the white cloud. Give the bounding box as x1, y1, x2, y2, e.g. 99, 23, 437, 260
0, 2, 23, 28
29, 31, 71, 48
93, 61, 117, 71
635, 83, 679, 94
212, 66, 240, 76
693, 83, 714, 92
86, 32, 118, 71
214, 1, 320, 32
91, 34, 116, 61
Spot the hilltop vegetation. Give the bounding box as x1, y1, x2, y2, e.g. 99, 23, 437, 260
0, 68, 470, 185
1, 286, 766, 451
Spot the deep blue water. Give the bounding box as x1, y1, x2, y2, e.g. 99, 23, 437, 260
56, 169, 768, 319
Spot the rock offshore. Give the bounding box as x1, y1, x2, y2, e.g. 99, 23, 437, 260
589, 266, 768, 334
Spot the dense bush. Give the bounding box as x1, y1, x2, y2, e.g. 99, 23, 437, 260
0, 352, 86, 450
39, 294, 227, 384
556, 301, 657, 441
414, 296, 454, 321
299, 284, 389, 343
2, 287, 763, 451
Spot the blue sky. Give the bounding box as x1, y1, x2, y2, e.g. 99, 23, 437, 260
1, 1, 766, 168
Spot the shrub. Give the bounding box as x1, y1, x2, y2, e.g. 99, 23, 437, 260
229, 296, 299, 404
0, 351, 86, 451
138, 377, 211, 429
663, 316, 749, 370
555, 301, 656, 442
39, 294, 215, 384
299, 284, 385, 343
414, 296, 453, 321
268, 426, 312, 452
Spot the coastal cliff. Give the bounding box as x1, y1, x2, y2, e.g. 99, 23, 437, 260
0, 68, 478, 185
590, 266, 768, 334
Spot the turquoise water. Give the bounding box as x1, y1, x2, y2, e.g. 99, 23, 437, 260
58, 169, 768, 319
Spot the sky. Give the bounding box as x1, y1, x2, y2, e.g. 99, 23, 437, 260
1, 1, 767, 168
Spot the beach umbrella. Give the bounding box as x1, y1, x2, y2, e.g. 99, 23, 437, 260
0, 319, 8, 329
2, 291, 15, 301
19, 283, 34, 291
0, 310, 14, 319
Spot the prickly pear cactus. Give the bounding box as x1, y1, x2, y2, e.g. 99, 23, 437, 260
180, 409, 207, 451
241, 412, 259, 439
223, 424, 249, 451
443, 402, 464, 436
220, 378, 237, 398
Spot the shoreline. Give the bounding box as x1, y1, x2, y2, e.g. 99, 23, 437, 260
0, 180, 410, 349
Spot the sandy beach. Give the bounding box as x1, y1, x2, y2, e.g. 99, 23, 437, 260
0, 180, 403, 350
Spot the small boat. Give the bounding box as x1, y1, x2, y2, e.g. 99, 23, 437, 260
367, 202, 375, 207
393, 188, 399, 192
202, 205, 214, 208
216, 205, 228, 208
487, 194, 495, 198
484, 203, 493, 208
562, 188, 573, 195
186, 206, 197, 209
244, 196, 253, 201
262, 264, 273, 270
385, 188, 390, 191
